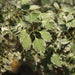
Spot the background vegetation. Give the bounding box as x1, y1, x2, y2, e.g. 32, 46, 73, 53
0, 0, 75, 75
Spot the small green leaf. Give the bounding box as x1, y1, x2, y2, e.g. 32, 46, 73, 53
47, 10, 55, 19
3, 58, 9, 64
42, 20, 54, 30
4, 65, 10, 70
51, 54, 62, 67
47, 64, 53, 70
29, 12, 39, 22
9, 32, 13, 40
40, 13, 50, 19
19, 30, 31, 50
58, 18, 65, 24
21, 0, 31, 5
66, 20, 75, 29
45, 22, 54, 30
18, 19, 28, 28
61, 5, 72, 12
60, 39, 70, 44
54, 2, 59, 9
2, 30, 9, 36
40, 30, 51, 42
33, 38, 46, 52
66, 14, 74, 22
30, 5, 40, 10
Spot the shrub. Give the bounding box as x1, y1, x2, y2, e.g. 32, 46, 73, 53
0, 0, 75, 75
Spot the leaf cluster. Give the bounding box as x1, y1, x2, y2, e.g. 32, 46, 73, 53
0, 0, 75, 75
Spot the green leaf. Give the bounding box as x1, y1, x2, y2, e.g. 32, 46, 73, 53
33, 38, 46, 52
45, 22, 54, 30
2, 30, 9, 36
9, 32, 13, 40
42, 20, 54, 30
29, 5, 40, 10
47, 64, 53, 70
4, 65, 10, 70
40, 30, 52, 42
58, 18, 65, 24
66, 20, 75, 29
29, 12, 40, 22
19, 30, 31, 50
51, 54, 62, 67
61, 5, 72, 13
18, 19, 28, 28
3, 58, 9, 64
47, 10, 55, 19
60, 39, 70, 44
66, 14, 74, 22
54, 2, 59, 9
40, 13, 50, 19
21, 0, 31, 5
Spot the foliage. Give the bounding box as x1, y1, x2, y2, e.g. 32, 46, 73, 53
0, 0, 75, 75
